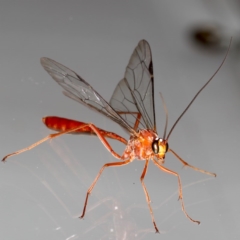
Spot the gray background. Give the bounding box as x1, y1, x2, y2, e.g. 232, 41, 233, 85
0, 0, 240, 239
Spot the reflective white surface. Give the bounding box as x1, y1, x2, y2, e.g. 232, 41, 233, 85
0, 1, 240, 239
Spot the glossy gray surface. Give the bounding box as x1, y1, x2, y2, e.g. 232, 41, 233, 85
0, 1, 240, 239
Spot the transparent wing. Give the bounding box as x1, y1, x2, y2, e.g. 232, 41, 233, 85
109, 40, 156, 131
40, 57, 135, 134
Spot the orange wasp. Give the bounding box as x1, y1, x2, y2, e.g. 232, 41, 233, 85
3, 40, 230, 232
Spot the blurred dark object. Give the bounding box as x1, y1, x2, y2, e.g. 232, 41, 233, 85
193, 26, 221, 47
189, 24, 229, 50
187, 23, 240, 76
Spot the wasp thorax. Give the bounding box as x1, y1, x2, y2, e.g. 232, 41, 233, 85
152, 138, 168, 158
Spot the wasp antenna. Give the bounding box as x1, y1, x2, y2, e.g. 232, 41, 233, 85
166, 37, 232, 141
159, 92, 168, 140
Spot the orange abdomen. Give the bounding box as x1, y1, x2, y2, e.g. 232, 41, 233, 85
43, 116, 93, 133
42, 116, 127, 144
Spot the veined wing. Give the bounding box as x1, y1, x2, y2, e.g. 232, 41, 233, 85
40, 57, 135, 134
109, 40, 156, 131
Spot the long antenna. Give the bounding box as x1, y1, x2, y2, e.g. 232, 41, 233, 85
166, 37, 232, 141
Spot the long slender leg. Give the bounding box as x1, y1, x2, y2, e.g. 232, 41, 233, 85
2, 132, 63, 161
153, 160, 200, 225
168, 148, 216, 177
140, 160, 159, 233
80, 158, 132, 218
2, 123, 123, 162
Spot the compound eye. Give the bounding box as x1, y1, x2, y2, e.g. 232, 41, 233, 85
152, 140, 159, 154
165, 142, 169, 152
